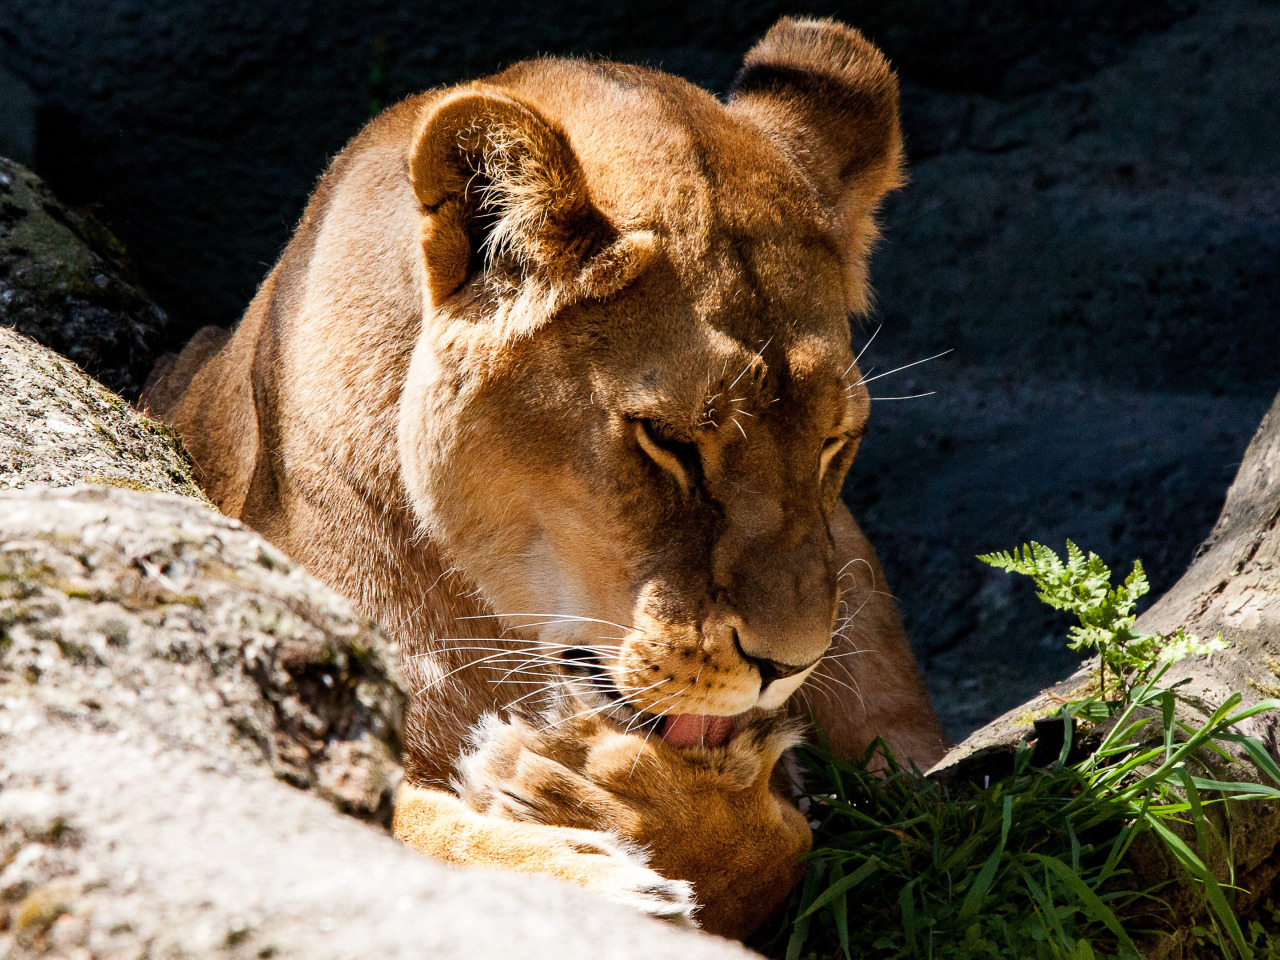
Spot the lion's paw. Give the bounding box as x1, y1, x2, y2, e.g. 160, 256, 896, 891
548, 826, 697, 925
454, 708, 811, 938
455, 712, 618, 829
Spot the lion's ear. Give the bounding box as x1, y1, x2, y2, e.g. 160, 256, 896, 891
727, 19, 904, 308
410, 86, 649, 308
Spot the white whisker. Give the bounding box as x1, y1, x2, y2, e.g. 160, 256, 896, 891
728, 338, 771, 390
850, 323, 882, 371
854, 349, 952, 387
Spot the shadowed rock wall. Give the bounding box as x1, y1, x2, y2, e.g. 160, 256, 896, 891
1, 0, 1276, 737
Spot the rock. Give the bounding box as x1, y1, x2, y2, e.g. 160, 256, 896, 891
0, 723, 753, 960
0, 485, 405, 825
0, 158, 176, 400
0, 327, 204, 499
0, 65, 34, 167
846, 0, 1280, 738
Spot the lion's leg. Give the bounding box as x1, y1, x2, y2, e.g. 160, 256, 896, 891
392, 782, 695, 923
802, 503, 948, 768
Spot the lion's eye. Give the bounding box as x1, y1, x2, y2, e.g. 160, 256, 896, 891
634, 418, 697, 492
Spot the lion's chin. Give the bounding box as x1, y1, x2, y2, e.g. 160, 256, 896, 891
659, 713, 739, 749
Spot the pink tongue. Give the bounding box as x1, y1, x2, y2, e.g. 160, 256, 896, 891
660, 714, 736, 749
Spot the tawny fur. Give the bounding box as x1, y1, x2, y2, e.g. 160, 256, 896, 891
145, 17, 946, 937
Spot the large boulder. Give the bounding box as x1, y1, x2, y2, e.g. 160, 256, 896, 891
1, 485, 405, 826
848, 0, 1280, 737
0, 66, 34, 168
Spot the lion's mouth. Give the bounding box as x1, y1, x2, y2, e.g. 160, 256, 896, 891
558, 648, 740, 748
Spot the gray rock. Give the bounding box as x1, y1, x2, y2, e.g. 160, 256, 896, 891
0, 326, 203, 499
0, 485, 405, 823
0, 159, 176, 400
846, 0, 1280, 738
0, 724, 753, 960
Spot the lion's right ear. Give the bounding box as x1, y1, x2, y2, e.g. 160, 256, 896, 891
409, 86, 650, 309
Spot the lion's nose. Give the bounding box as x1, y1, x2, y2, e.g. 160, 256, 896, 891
733, 628, 820, 691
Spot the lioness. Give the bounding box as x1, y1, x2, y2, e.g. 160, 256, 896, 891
145, 17, 945, 938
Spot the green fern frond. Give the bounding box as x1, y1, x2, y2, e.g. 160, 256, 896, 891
980, 542, 1222, 698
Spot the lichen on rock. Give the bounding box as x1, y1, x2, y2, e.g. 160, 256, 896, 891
0, 326, 204, 499
0, 485, 405, 825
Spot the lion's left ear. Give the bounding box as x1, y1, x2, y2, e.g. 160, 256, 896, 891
727, 18, 905, 310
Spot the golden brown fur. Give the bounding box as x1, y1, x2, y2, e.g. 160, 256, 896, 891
146, 17, 945, 938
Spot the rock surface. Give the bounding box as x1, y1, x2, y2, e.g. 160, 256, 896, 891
847, 0, 1279, 736
1, 721, 752, 960
1, 486, 404, 825
0, 65, 33, 168
0, 327, 203, 499
0, 159, 175, 400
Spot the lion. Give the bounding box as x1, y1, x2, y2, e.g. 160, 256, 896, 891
144, 17, 946, 938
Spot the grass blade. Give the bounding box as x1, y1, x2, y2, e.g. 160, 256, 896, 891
1030, 853, 1140, 955
799, 855, 883, 918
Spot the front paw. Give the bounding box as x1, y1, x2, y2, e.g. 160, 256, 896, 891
541, 826, 697, 925
454, 710, 812, 939
456, 713, 624, 830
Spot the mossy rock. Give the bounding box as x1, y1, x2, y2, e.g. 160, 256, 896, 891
0, 157, 175, 400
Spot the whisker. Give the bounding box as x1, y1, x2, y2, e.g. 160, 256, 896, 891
728, 338, 771, 390
626, 686, 693, 775
853, 349, 952, 388
871, 392, 937, 401
412, 649, 553, 696
537, 679, 670, 732
822, 648, 872, 660
459, 612, 637, 634
850, 323, 882, 371
405, 643, 612, 662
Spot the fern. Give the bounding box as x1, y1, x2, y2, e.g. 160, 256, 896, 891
979, 540, 1227, 699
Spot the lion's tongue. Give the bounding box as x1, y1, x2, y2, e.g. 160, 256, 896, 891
660, 714, 736, 749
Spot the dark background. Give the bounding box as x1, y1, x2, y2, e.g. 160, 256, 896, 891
2, 0, 1276, 739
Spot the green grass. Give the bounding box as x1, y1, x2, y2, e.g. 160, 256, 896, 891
763, 543, 1280, 960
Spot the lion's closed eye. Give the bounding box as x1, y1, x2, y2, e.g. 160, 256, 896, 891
633, 418, 698, 492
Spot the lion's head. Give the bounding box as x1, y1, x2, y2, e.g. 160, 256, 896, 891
397, 19, 905, 745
